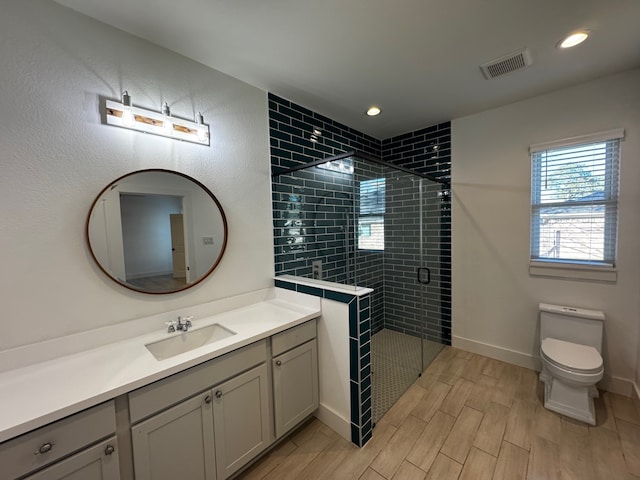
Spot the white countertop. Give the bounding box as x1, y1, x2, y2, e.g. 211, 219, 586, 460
0, 289, 320, 443
276, 275, 373, 296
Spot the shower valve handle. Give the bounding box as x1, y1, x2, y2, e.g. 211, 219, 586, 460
417, 267, 431, 285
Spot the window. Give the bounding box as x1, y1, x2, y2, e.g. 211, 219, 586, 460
358, 178, 385, 250
530, 129, 623, 268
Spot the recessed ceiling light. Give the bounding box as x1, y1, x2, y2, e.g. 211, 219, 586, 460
558, 31, 590, 49
366, 106, 381, 116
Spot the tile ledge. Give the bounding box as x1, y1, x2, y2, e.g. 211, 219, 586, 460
275, 275, 373, 296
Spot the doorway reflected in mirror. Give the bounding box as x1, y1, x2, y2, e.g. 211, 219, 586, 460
86, 170, 228, 294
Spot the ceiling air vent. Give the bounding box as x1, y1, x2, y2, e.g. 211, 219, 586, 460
480, 48, 532, 79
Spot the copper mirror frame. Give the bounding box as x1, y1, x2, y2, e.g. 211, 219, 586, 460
86, 169, 228, 294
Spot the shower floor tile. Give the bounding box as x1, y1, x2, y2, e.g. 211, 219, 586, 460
371, 329, 445, 424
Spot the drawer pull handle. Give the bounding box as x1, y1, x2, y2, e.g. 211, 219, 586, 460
204, 395, 212, 404
215, 390, 223, 399
104, 445, 115, 456
35, 442, 53, 455
275, 360, 282, 366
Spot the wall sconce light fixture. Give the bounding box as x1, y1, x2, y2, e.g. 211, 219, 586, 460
318, 158, 354, 174
310, 128, 322, 143
105, 91, 210, 146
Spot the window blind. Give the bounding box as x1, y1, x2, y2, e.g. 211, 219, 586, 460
359, 178, 386, 215
530, 135, 621, 265
358, 178, 385, 250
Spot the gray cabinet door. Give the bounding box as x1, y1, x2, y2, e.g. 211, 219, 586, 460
273, 339, 319, 439
24, 437, 120, 480
131, 392, 216, 480
212, 363, 270, 480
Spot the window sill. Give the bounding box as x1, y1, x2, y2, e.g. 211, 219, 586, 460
529, 261, 617, 283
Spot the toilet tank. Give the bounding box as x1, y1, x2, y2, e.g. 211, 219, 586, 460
539, 303, 604, 353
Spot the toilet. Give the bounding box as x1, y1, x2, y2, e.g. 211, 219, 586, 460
539, 303, 605, 425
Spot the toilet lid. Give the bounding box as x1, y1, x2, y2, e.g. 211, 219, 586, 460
541, 338, 603, 373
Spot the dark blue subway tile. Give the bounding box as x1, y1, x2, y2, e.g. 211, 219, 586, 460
360, 340, 370, 359
296, 284, 323, 297
323, 289, 356, 304
350, 381, 359, 424
279, 141, 305, 154
290, 102, 313, 116
362, 418, 372, 439
349, 338, 359, 381
279, 105, 304, 120
351, 423, 361, 446
270, 111, 291, 124
359, 295, 370, 310
362, 408, 372, 429
360, 351, 370, 370
270, 147, 292, 159
361, 363, 371, 380
349, 311, 358, 339
268, 93, 289, 105
362, 428, 373, 446
362, 394, 371, 417
274, 279, 297, 291
361, 384, 371, 403
349, 301, 357, 331
360, 319, 371, 334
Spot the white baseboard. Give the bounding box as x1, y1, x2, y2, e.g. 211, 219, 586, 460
315, 403, 350, 442
633, 382, 640, 417
452, 335, 539, 370
599, 375, 633, 397
452, 335, 634, 397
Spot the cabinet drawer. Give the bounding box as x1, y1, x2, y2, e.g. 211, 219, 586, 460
129, 340, 267, 423
272, 320, 316, 357
0, 401, 116, 479
24, 436, 120, 480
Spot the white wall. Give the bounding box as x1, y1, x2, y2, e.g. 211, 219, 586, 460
637, 299, 640, 404
316, 299, 351, 442
120, 194, 182, 278
452, 68, 640, 395
0, 1, 274, 350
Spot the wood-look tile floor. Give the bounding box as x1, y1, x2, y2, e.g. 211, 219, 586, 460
239, 346, 640, 480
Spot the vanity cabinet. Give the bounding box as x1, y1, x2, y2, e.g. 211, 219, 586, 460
23, 437, 120, 480
129, 341, 271, 480
211, 363, 270, 479
131, 392, 215, 480
0, 401, 118, 480
272, 320, 319, 439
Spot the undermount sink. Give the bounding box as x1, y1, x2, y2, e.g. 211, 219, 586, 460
146, 323, 236, 361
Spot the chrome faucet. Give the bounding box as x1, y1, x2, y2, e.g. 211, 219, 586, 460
176, 316, 193, 332
165, 320, 177, 333
165, 316, 193, 333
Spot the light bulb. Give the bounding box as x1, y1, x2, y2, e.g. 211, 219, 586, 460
366, 106, 381, 116
559, 31, 589, 49
195, 112, 208, 143
121, 91, 134, 127
162, 102, 173, 135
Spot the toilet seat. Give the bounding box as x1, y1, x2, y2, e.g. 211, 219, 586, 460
541, 337, 603, 374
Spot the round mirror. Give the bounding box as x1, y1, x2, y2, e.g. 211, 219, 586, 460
86, 169, 228, 294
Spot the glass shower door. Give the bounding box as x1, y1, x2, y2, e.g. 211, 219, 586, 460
380, 170, 427, 378
419, 178, 446, 371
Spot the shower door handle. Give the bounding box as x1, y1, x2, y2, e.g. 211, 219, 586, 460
417, 267, 431, 285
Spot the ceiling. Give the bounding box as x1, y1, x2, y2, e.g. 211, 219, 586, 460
54, 0, 640, 139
